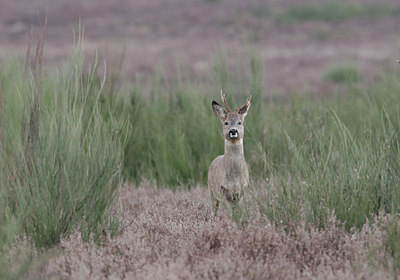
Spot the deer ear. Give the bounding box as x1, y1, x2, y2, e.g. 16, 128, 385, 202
237, 95, 252, 118
212, 101, 227, 120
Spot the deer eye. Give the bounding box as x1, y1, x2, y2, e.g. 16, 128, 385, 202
224, 122, 228, 126
238, 122, 242, 125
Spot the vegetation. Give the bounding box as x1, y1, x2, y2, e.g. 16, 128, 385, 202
123, 53, 265, 187
2, 26, 400, 277
276, 1, 400, 23
324, 65, 361, 83
0, 30, 128, 277
250, 1, 400, 24
31, 187, 398, 279
118, 54, 400, 235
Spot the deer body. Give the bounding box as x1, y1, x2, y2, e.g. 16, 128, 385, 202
208, 92, 252, 214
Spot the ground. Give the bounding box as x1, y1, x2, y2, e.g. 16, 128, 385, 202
1, 0, 400, 94
28, 186, 390, 279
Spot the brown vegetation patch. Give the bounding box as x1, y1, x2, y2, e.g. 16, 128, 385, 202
21, 186, 394, 279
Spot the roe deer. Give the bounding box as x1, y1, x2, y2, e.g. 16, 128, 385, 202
208, 90, 252, 214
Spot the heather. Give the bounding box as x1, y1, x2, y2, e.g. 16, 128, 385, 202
24, 186, 398, 279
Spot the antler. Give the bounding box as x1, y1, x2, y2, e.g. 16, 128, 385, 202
220, 89, 232, 112
236, 95, 252, 113
245, 95, 252, 106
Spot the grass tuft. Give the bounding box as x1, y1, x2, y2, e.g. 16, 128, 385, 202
275, 2, 400, 23
324, 65, 361, 83
0, 27, 128, 250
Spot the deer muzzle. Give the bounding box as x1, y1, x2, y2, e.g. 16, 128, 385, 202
229, 129, 239, 139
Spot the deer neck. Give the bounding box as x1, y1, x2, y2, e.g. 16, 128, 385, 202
224, 139, 244, 157
223, 139, 245, 176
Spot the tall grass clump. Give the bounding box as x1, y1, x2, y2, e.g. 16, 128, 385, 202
255, 72, 400, 231
0, 29, 128, 249
125, 85, 221, 187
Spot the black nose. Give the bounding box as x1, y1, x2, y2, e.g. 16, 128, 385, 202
229, 129, 239, 139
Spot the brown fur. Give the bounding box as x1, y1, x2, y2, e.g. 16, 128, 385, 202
208, 92, 251, 214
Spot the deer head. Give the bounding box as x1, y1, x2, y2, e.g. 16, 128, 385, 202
212, 90, 252, 144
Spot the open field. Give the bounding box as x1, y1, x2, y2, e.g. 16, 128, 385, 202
1, 42, 400, 278
1, 0, 400, 279
2, 0, 400, 94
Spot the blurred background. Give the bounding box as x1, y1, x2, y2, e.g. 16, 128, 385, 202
1, 0, 399, 94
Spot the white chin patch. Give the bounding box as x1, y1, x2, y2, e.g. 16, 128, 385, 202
229, 133, 238, 139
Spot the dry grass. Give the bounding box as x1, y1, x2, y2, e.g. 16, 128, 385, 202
18, 185, 395, 279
